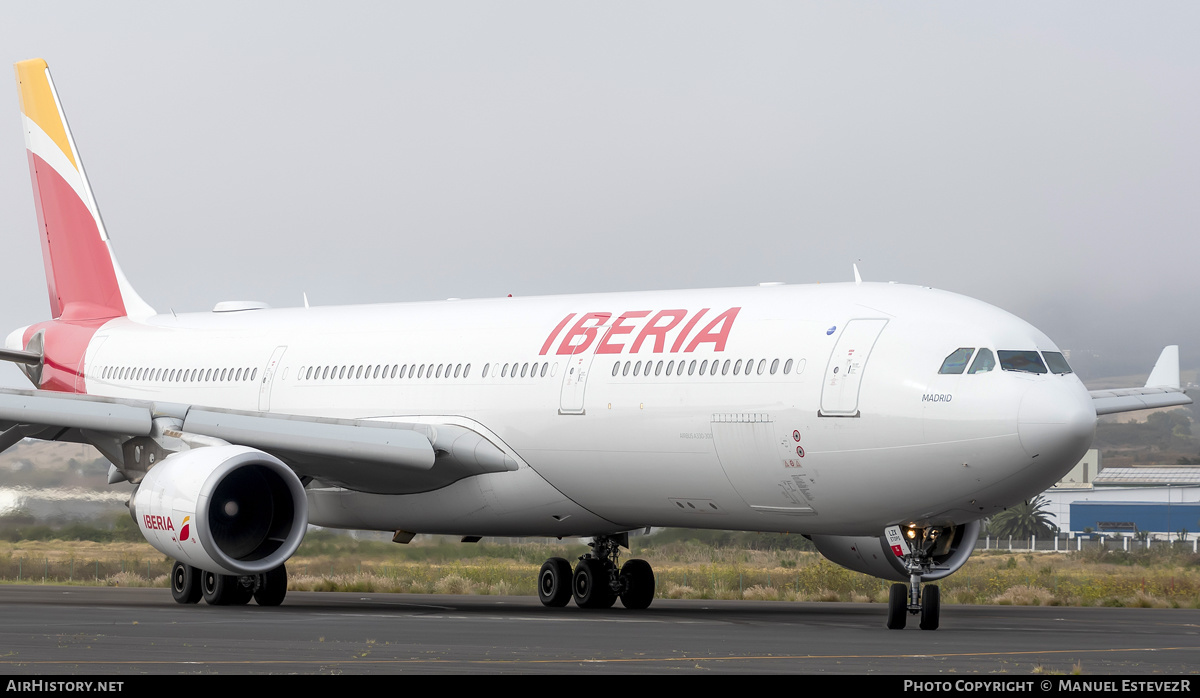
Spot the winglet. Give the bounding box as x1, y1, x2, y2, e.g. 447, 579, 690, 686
14, 58, 154, 321
1145, 345, 1180, 389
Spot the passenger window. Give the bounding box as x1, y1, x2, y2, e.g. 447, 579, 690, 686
998, 350, 1048, 374
540, 363, 547, 377
655, 361, 663, 376
666, 360, 674, 375
633, 361, 642, 376
757, 359, 766, 375
418, 365, 426, 379
699, 360, 708, 375
770, 359, 779, 375
722, 360, 730, 375
454, 364, 461, 378
938, 348, 975, 374
612, 362, 619, 377
501, 363, 509, 377
968, 348, 996, 374
464, 364, 471, 378
622, 361, 630, 377
1042, 351, 1073, 375
733, 359, 742, 375
688, 360, 696, 375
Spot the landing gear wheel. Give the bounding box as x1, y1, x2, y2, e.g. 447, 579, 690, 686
919, 584, 940, 631
253, 564, 288, 607
538, 558, 573, 607
170, 561, 201, 604
572, 558, 616, 609
202, 571, 252, 606
886, 583, 907, 629
618, 559, 655, 610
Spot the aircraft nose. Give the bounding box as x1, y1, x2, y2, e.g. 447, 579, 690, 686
1017, 379, 1096, 463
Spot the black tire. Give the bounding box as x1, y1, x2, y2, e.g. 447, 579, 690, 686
886, 583, 907, 630
253, 564, 288, 607
572, 558, 616, 609
202, 571, 250, 606
618, 559, 655, 610
919, 584, 940, 631
170, 561, 201, 605
537, 558, 572, 607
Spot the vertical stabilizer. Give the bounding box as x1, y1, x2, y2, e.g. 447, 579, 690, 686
14, 58, 154, 321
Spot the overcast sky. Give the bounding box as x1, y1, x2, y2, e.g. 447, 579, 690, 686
0, 2, 1196, 387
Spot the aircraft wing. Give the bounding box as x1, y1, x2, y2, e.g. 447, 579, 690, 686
1089, 345, 1192, 416
0, 388, 517, 494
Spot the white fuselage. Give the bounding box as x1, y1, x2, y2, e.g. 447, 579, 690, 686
68, 281, 1096, 538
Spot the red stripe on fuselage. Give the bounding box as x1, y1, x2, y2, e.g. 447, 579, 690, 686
23, 318, 107, 394
27, 151, 125, 320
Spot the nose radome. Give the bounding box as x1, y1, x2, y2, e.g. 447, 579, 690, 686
1017, 379, 1096, 464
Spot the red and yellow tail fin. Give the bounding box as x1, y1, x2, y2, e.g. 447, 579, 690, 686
15, 58, 153, 321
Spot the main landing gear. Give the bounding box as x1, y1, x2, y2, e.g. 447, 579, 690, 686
170, 560, 289, 607
886, 527, 942, 631
537, 534, 655, 610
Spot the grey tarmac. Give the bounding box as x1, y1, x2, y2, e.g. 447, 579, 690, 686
0, 586, 1197, 675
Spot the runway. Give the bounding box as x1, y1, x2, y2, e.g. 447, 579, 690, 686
0, 586, 1198, 675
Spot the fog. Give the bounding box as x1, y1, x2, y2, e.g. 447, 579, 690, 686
0, 3, 1196, 386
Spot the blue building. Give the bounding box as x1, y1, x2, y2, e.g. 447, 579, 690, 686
1070, 501, 1200, 536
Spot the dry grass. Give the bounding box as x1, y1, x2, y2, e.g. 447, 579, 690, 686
1, 539, 1199, 609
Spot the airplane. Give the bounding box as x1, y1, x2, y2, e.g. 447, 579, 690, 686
1, 58, 1190, 629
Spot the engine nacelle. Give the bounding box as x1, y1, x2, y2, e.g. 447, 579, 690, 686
810, 519, 981, 582
131, 445, 308, 577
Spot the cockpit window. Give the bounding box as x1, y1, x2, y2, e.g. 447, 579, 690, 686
968, 348, 995, 374
938, 348, 974, 374
1042, 351, 1073, 375
998, 350, 1047, 374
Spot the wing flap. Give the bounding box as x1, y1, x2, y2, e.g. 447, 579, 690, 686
0, 388, 152, 435
1090, 388, 1191, 416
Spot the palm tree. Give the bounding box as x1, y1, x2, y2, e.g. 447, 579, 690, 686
987, 495, 1057, 539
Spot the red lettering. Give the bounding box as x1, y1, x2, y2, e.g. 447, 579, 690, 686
684, 307, 741, 352
556, 312, 612, 355
596, 311, 650, 354
670, 308, 709, 353
630, 309, 687, 354
539, 313, 576, 356
143, 515, 175, 531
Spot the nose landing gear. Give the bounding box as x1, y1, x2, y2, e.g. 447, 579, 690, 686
884, 525, 944, 630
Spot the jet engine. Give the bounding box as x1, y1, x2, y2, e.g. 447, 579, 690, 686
131, 445, 308, 577
810, 519, 981, 582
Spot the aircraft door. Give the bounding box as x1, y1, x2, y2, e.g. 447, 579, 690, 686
558, 319, 613, 415
820, 319, 888, 417
258, 345, 288, 411
712, 413, 816, 515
